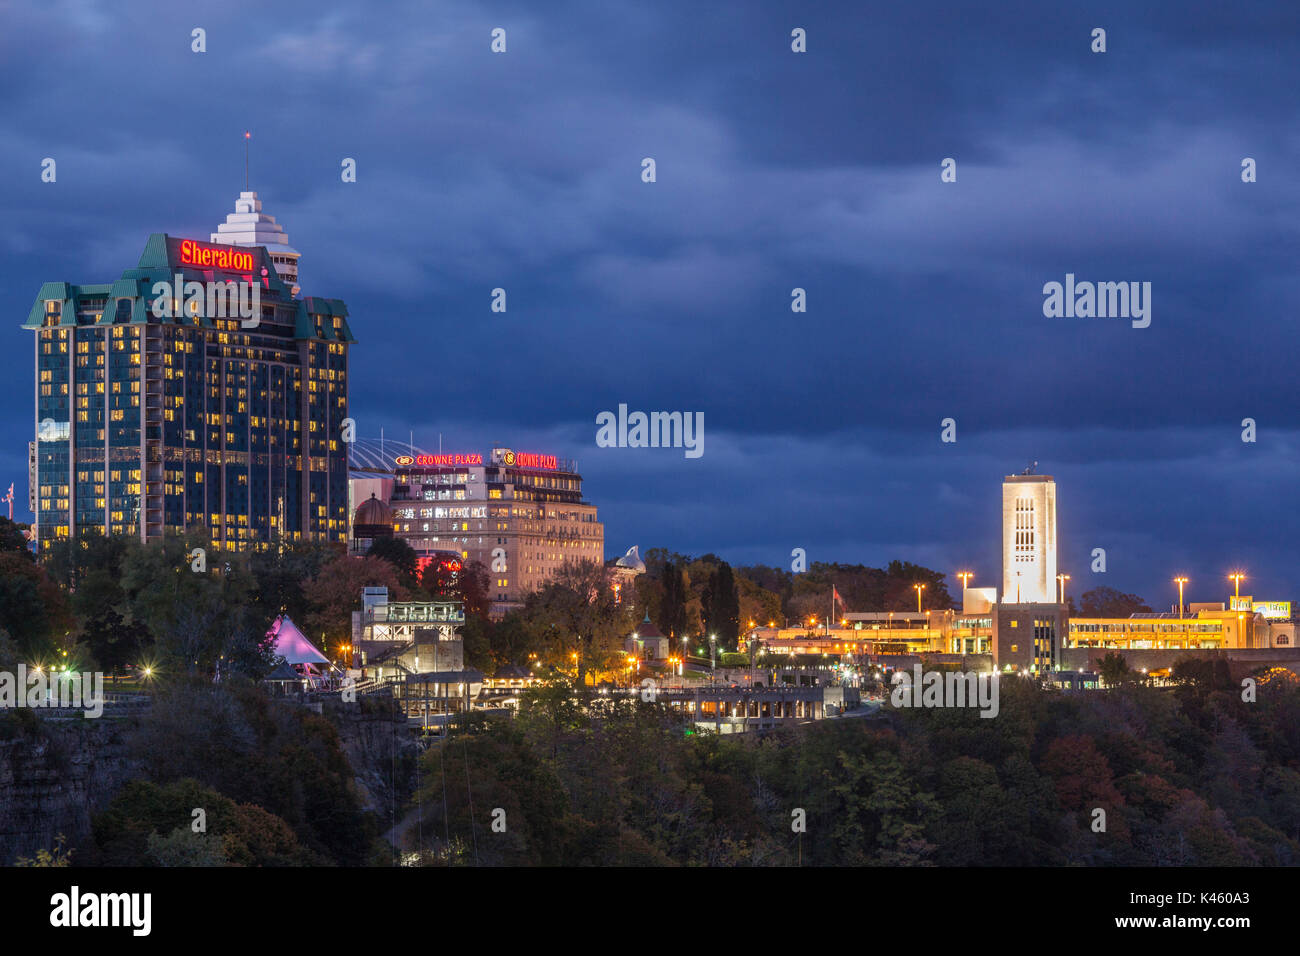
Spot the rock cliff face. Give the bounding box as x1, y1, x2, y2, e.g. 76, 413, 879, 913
325, 702, 420, 814
0, 714, 143, 865
0, 700, 417, 865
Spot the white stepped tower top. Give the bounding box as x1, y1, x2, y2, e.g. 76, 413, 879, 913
211, 190, 301, 297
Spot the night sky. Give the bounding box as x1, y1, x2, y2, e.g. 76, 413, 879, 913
2, 0, 1297, 609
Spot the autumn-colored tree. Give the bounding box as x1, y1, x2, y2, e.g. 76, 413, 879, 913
303, 553, 409, 643
0, 550, 70, 658
521, 559, 631, 687
456, 559, 491, 619
367, 536, 420, 589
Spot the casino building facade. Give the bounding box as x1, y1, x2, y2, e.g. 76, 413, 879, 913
23, 192, 354, 551
349, 444, 604, 618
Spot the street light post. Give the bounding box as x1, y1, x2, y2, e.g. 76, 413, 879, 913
1229, 572, 1246, 606
1174, 576, 1188, 619
1057, 573, 1070, 605
914, 583, 926, 614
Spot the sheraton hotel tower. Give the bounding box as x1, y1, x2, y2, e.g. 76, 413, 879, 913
23, 192, 354, 551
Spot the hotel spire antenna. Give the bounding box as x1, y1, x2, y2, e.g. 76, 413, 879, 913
244, 131, 251, 190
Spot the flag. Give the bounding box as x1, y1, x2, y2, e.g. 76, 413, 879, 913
832, 586, 843, 607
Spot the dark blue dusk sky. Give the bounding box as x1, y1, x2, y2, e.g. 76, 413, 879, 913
2, 0, 1297, 609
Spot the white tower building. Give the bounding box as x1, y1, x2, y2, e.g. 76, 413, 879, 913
211, 190, 301, 296
1001, 470, 1058, 604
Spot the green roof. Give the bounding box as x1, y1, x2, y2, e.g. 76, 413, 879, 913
23, 233, 356, 343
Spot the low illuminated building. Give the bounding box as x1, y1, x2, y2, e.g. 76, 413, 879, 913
348, 443, 604, 618
481, 664, 541, 706
1066, 607, 1274, 651
626, 613, 669, 660
394, 670, 484, 726
992, 603, 1067, 673
351, 586, 464, 679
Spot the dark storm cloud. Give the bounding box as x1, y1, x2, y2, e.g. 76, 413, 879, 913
1, 0, 1297, 603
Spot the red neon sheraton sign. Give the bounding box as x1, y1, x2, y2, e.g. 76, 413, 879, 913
179, 239, 255, 272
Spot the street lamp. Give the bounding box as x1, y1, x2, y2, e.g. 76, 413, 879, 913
1174, 576, 1188, 619
914, 583, 926, 614
1056, 573, 1070, 605
956, 571, 973, 593
1229, 572, 1246, 605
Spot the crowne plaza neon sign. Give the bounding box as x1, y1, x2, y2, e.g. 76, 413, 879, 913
179, 239, 255, 272
395, 454, 484, 467
393, 451, 559, 470
511, 452, 558, 470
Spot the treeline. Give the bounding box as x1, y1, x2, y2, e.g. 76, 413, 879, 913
73, 679, 385, 866
629, 552, 955, 648
0, 520, 490, 679
406, 663, 1300, 866
0, 516, 1159, 684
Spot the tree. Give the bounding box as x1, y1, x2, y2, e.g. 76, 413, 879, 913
490, 612, 546, 669
0, 550, 68, 658
302, 553, 409, 642
456, 560, 491, 619
784, 560, 953, 621
91, 777, 318, 866
368, 536, 420, 588
0, 517, 32, 558
736, 573, 782, 631
419, 553, 458, 599
701, 562, 740, 649
521, 559, 630, 687
83, 607, 149, 677
1080, 586, 1151, 617
0, 630, 20, 668
248, 541, 340, 623
659, 560, 689, 639
518, 677, 583, 758
220, 619, 279, 681
118, 530, 257, 674
460, 614, 493, 672
1098, 651, 1132, 686
14, 834, 73, 867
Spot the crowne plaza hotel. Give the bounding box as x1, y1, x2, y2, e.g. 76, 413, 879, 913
350, 445, 604, 618
23, 191, 355, 551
